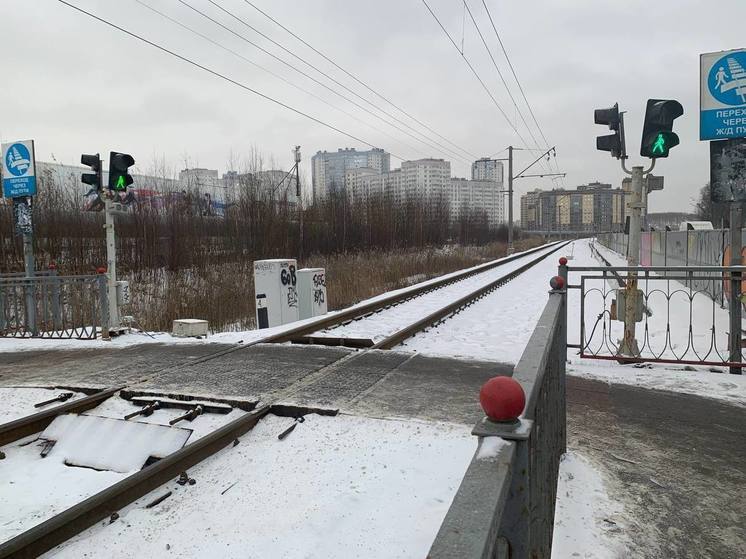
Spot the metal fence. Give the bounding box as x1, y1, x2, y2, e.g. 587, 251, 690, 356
0, 274, 108, 339
429, 291, 566, 558
567, 263, 745, 367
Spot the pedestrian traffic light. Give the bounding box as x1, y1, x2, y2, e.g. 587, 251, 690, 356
81, 153, 102, 191
594, 103, 625, 159
640, 99, 683, 158
108, 152, 135, 192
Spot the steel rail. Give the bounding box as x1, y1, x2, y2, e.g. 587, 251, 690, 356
0, 405, 271, 559
373, 241, 569, 349
0, 387, 122, 446
264, 241, 563, 345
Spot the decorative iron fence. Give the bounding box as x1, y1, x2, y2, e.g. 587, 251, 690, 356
0, 274, 108, 339
567, 264, 746, 367
429, 291, 566, 558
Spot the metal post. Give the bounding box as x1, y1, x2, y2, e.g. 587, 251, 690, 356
619, 165, 643, 357
729, 203, 742, 374
23, 228, 37, 335
104, 196, 119, 333
295, 146, 303, 263
99, 273, 110, 341
508, 146, 514, 254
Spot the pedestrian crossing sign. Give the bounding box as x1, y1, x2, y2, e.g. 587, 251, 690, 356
701, 48, 746, 140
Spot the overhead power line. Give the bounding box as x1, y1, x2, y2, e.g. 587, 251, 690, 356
420, 0, 542, 166
55, 0, 408, 160
131, 0, 429, 159
241, 0, 479, 162
197, 0, 471, 164
461, 2, 547, 164
480, 0, 564, 182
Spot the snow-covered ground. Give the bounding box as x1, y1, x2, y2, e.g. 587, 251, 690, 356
48, 413, 475, 559
552, 453, 630, 558
0, 390, 246, 543
314, 242, 561, 343
0, 387, 86, 424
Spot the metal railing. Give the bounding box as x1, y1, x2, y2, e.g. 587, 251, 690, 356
429, 290, 566, 558
567, 264, 746, 367
0, 274, 109, 339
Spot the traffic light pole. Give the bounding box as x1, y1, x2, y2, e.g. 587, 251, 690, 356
104, 194, 120, 334
619, 158, 655, 358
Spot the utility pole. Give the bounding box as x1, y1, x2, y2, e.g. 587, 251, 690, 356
507, 146, 514, 254
490, 146, 563, 255
295, 146, 303, 263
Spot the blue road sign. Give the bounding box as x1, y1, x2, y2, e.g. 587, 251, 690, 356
2, 140, 37, 197
701, 49, 746, 141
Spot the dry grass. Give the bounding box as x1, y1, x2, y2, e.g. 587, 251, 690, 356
127, 238, 544, 333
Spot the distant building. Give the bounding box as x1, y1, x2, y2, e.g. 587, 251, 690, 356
450, 178, 505, 226
520, 189, 542, 230
400, 158, 451, 201
311, 147, 390, 201
345, 167, 383, 204
472, 158, 504, 183
520, 182, 626, 233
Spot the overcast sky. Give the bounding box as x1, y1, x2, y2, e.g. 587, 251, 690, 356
2, 0, 745, 212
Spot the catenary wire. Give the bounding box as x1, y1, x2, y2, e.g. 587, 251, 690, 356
480, 0, 565, 183
240, 0, 480, 162
131, 0, 429, 160
201, 0, 472, 164
55, 0, 409, 161
174, 0, 469, 164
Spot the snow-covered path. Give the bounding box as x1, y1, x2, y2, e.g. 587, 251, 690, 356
401, 241, 573, 363
317, 242, 562, 344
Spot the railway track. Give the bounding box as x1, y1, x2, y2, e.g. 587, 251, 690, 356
0, 240, 569, 558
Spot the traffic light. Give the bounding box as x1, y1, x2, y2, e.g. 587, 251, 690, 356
81, 153, 102, 191
594, 103, 625, 159
640, 99, 683, 158
108, 152, 135, 192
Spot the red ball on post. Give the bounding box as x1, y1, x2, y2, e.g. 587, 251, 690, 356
550, 275, 565, 290
479, 376, 526, 422
559, 256, 568, 266
96, 266, 107, 275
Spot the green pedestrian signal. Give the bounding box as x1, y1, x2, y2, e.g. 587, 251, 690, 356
652, 133, 666, 155
640, 99, 683, 159
108, 152, 135, 192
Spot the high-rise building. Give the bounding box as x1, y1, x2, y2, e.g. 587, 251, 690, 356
311, 147, 390, 201
400, 158, 451, 201
520, 182, 626, 232
449, 178, 505, 226
472, 158, 504, 183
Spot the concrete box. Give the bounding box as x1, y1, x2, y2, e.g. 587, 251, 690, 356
253, 259, 299, 329
297, 268, 327, 320
172, 319, 209, 338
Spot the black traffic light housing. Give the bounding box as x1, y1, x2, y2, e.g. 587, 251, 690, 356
81, 153, 102, 191
640, 99, 683, 158
108, 152, 135, 192
594, 103, 626, 159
